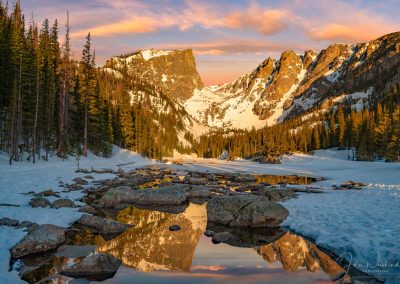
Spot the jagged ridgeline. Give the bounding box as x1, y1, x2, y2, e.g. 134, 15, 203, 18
193, 33, 400, 161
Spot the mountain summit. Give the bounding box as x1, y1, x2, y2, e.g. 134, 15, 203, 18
105, 49, 203, 101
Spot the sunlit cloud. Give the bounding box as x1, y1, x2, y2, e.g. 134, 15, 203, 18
72, 17, 160, 37
71, 0, 290, 38
307, 23, 392, 42
301, 0, 398, 42
222, 3, 289, 35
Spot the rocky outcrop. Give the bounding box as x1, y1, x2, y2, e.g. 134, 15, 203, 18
105, 49, 203, 101
207, 195, 289, 227
60, 253, 122, 281
10, 224, 65, 258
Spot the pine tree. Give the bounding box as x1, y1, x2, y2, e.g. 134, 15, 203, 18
79, 33, 95, 157
337, 105, 345, 148
57, 11, 71, 158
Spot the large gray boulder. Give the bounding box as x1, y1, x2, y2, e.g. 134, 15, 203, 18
10, 224, 65, 258
207, 195, 288, 228
51, 198, 75, 209
98, 185, 188, 207
189, 185, 211, 199
76, 214, 132, 235
60, 253, 121, 281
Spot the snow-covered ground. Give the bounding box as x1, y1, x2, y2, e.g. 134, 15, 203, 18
0, 146, 154, 283
1, 149, 399, 283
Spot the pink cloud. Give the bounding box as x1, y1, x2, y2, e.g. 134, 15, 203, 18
301, 0, 398, 42
223, 4, 289, 35
71, 0, 290, 38
72, 17, 160, 37
308, 23, 392, 42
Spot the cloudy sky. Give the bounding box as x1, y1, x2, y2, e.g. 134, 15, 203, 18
22, 0, 399, 85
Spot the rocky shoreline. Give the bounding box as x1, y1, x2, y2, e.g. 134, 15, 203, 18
1, 166, 376, 283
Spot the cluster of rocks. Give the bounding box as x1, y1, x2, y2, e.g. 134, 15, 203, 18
333, 181, 367, 190
0, 217, 33, 229
29, 196, 76, 209
7, 166, 328, 282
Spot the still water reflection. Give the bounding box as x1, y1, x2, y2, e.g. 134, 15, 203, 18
17, 203, 348, 283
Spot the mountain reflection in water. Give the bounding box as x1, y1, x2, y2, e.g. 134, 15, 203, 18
18, 203, 352, 283
97, 203, 207, 272
97, 203, 344, 283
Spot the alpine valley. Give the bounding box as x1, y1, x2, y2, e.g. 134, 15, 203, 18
1, 2, 400, 284
102, 31, 400, 159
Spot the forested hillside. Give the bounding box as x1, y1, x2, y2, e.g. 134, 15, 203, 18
0, 2, 188, 163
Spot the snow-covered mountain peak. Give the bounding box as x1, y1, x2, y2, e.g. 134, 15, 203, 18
103, 32, 400, 132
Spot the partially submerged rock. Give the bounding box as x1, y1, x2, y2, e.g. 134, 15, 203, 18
98, 185, 188, 208
207, 195, 288, 228
204, 230, 215, 237
73, 177, 89, 186
207, 222, 286, 247
0, 217, 19, 227
29, 197, 51, 208
35, 189, 60, 198
333, 181, 366, 190
10, 224, 65, 258
76, 214, 132, 236
212, 232, 234, 244
60, 253, 121, 281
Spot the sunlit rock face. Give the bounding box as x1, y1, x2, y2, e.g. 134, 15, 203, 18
105, 49, 204, 101
97, 203, 207, 272
256, 232, 345, 277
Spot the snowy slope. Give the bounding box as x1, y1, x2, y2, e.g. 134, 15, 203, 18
184, 87, 268, 130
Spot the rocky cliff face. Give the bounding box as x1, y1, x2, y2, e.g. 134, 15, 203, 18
105, 49, 203, 101
185, 31, 400, 129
